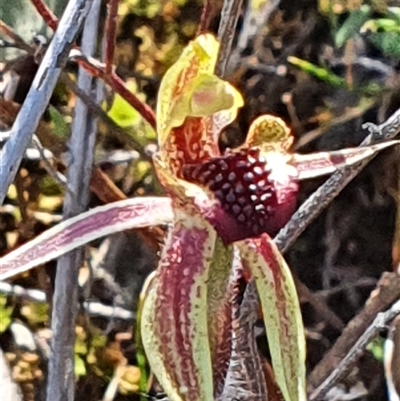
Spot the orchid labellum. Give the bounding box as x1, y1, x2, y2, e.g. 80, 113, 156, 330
0, 34, 398, 401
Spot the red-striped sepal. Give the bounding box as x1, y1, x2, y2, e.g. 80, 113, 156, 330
238, 235, 306, 401
141, 212, 234, 401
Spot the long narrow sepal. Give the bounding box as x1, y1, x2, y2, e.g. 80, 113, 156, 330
141, 213, 216, 401
292, 140, 399, 180
238, 235, 306, 401
0, 198, 173, 280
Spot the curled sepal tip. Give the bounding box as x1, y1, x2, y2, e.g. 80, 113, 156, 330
238, 235, 306, 401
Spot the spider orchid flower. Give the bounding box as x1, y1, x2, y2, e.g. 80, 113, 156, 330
0, 33, 398, 401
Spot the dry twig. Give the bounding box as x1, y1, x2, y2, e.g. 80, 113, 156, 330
0, 282, 134, 320
0, 0, 94, 204
275, 107, 400, 253
31, 0, 157, 130
310, 297, 400, 401
216, 0, 244, 78
198, 0, 216, 34
30, 0, 58, 31
105, 0, 119, 76
45, 1, 101, 399
0, 20, 33, 53
308, 272, 400, 394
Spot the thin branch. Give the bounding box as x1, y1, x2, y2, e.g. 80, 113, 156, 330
0, 282, 135, 320
197, 0, 214, 34
106, 72, 156, 130
275, 107, 400, 253
31, 135, 67, 185
59, 72, 150, 154
30, 0, 59, 31
0, 20, 33, 53
236, 0, 281, 54
105, 0, 119, 76
310, 298, 400, 401
0, 0, 94, 205
45, 0, 101, 400
22, 0, 156, 132
307, 272, 400, 393
216, 0, 244, 78
294, 278, 344, 331
69, 50, 157, 130
25, 0, 156, 133
1, 7, 156, 251
225, 0, 282, 76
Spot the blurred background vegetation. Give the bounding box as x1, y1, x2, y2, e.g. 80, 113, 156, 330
0, 0, 399, 400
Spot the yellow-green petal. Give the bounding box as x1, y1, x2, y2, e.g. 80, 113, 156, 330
238, 235, 306, 401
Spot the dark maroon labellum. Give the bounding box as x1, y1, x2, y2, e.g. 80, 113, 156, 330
182, 148, 299, 243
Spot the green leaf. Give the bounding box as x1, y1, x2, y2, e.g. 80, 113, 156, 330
335, 5, 371, 47
367, 337, 384, 362
366, 32, 400, 57
108, 80, 145, 128
49, 106, 70, 139
0, 295, 13, 334
288, 57, 346, 88
21, 302, 49, 326
362, 18, 400, 33
74, 354, 87, 377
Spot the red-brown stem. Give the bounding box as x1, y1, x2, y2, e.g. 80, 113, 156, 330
105, 0, 120, 75
29, 0, 156, 130
73, 56, 156, 129
30, 0, 59, 31
107, 73, 156, 129
198, 0, 213, 34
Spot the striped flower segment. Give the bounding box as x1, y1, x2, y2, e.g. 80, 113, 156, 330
291, 140, 400, 180
3, 31, 400, 401
238, 235, 306, 401
156, 33, 243, 176
0, 197, 173, 281
141, 213, 217, 401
